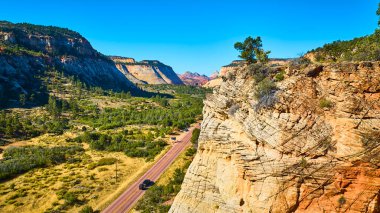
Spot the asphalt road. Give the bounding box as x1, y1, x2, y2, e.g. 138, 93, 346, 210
102, 125, 197, 213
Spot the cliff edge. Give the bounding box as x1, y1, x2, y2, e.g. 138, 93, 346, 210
111, 56, 183, 85
170, 61, 380, 212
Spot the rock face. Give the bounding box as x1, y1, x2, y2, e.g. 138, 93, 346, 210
170, 62, 380, 213
179, 71, 210, 86
0, 21, 136, 106
203, 78, 223, 88
111, 56, 183, 85
219, 60, 245, 76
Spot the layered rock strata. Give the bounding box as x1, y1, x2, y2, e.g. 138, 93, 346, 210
170, 62, 380, 213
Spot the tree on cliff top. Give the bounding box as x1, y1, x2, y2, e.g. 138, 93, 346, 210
234, 36, 271, 64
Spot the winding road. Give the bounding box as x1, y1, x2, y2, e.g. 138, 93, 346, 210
102, 124, 198, 213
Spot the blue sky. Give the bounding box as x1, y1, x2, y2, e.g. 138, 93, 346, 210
1, 0, 378, 75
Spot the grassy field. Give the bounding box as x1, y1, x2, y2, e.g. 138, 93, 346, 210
0, 126, 175, 213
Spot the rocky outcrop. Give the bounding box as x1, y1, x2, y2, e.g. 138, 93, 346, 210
0, 21, 136, 106
179, 71, 210, 86
170, 61, 380, 213
111, 56, 183, 85
203, 78, 223, 88
219, 60, 245, 76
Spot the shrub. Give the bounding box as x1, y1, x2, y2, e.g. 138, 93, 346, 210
338, 196, 346, 206
254, 78, 278, 110
136, 167, 187, 212
98, 167, 108, 172
79, 205, 94, 213
274, 71, 285, 81
319, 98, 333, 108
190, 129, 201, 145
185, 147, 197, 157
88, 157, 117, 170
255, 78, 277, 100
63, 191, 80, 206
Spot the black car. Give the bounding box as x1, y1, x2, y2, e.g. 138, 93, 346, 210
139, 179, 153, 190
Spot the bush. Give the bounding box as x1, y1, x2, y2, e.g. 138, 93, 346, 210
255, 78, 277, 100
79, 205, 94, 213
136, 168, 187, 212
185, 147, 197, 157
253, 78, 278, 110
88, 158, 117, 170
274, 71, 285, 81
63, 191, 80, 206
319, 98, 333, 108
338, 196, 346, 205
308, 29, 380, 62
190, 129, 200, 145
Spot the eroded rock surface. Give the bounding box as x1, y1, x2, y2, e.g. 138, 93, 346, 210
170, 62, 380, 213
111, 57, 183, 85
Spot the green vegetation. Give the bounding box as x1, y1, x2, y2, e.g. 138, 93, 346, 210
0, 22, 210, 213
190, 128, 201, 145
79, 205, 94, 213
87, 158, 118, 170
142, 84, 211, 96
0, 110, 69, 140
75, 132, 167, 161
247, 64, 280, 110
255, 78, 277, 100
319, 98, 333, 109
309, 5, 380, 62
274, 70, 285, 81
309, 30, 380, 62
338, 196, 346, 206
185, 147, 197, 157
135, 147, 196, 212
234, 36, 271, 64
0, 146, 84, 180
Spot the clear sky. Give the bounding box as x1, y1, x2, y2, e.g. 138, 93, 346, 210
1, 0, 379, 75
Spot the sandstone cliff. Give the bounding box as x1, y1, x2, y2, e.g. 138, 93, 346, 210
0, 21, 136, 106
179, 71, 210, 86
170, 61, 380, 213
219, 60, 245, 76
111, 56, 183, 85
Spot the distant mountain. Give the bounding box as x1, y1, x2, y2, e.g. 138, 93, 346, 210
111, 56, 184, 85
0, 21, 137, 107
178, 71, 210, 86
209, 71, 219, 80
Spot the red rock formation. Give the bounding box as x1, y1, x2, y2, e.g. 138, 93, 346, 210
178, 71, 210, 86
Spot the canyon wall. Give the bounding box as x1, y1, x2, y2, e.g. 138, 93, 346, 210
170, 62, 380, 213
111, 57, 183, 85
0, 21, 136, 106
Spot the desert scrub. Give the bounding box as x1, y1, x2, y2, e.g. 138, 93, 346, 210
319, 98, 333, 108
76, 132, 167, 161
254, 78, 278, 110
79, 205, 94, 213
88, 157, 117, 170
0, 146, 84, 180
274, 70, 285, 81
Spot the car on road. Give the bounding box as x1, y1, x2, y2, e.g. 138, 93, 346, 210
138, 179, 153, 190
